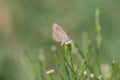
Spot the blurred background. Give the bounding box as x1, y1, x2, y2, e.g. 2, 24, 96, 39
0, 0, 120, 80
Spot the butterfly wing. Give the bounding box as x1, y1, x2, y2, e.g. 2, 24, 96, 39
52, 23, 68, 38
52, 31, 66, 42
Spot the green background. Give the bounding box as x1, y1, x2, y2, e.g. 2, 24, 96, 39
0, 0, 120, 80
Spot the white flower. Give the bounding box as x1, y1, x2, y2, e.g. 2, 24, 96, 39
46, 69, 55, 74
38, 54, 45, 62
51, 45, 57, 52
90, 74, 94, 80
100, 64, 111, 79
97, 75, 102, 80
83, 70, 87, 78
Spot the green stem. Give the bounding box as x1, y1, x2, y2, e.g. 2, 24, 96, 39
77, 65, 87, 80
75, 43, 85, 59
39, 61, 45, 80
64, 57, 75, 74
111, 61, 115, 80
64, 45, 71, 80
60, 74, 65, 80
64, 44, 78, 80
50, 74, 55, 80
69, 48, 74, 69
68, 44, 78, 80
96, 59, 102, 74
77, 48, 95, 80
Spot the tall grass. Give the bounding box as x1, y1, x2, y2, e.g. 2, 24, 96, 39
24, 8, 120, 80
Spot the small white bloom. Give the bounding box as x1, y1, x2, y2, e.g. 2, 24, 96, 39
97, 75, 102, 80
83, 70, 87, 78
90, 74, 94, 77
51, 45, 57, 52
100, 64, 111, 79
46, 69, 55, 74
90, 74, 94, 80
38, 54, 45, 62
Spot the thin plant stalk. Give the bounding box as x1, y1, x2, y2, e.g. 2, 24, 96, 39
95, 8, 102, 76
77, 48, 95, 80
64, 44, 77, 80
64, 45, 71, 80
49, 74, 55, 80
75, 42, 85, 59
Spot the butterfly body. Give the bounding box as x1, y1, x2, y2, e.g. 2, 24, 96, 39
52, 23, 72, 46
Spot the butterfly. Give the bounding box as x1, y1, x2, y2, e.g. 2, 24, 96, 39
52, 23, 72, 46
